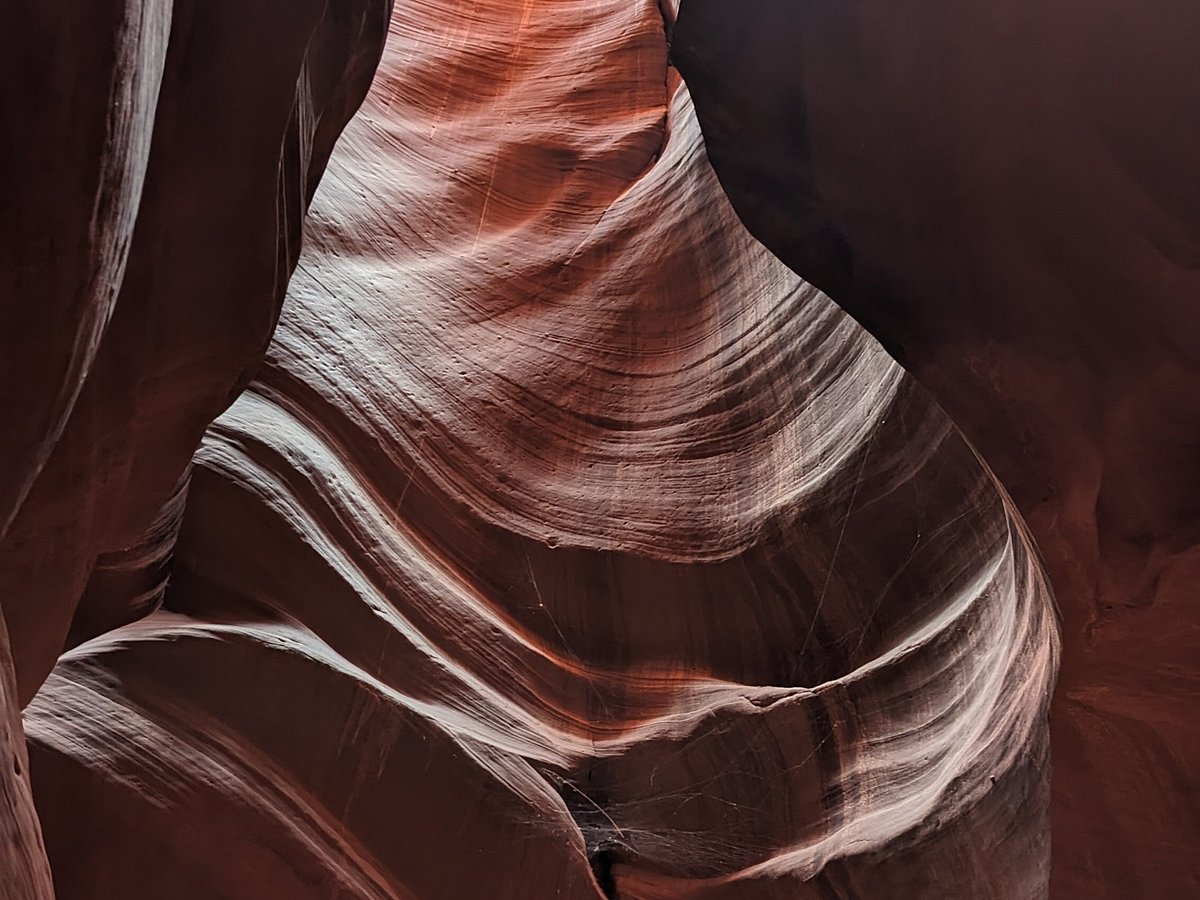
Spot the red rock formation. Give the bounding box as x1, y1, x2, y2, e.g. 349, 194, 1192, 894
1, 0, 391, 704
22, 2, 1057, 898
1, 0, 389, 895
673, 1, 1200, 897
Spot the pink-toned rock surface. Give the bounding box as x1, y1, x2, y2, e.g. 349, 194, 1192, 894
673, 1, 1200, 897
21, 2, 1058, 898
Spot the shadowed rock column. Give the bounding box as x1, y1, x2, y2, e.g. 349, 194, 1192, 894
2, 0, 390, 894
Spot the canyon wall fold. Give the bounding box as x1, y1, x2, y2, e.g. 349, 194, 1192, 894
3, 0, 391, 895
1, 0, 392, 704
23, 2, 1060, 898
672, 1, 1200, 896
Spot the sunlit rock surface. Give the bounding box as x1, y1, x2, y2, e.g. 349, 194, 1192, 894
23, 2, 1058, 898
673, 1, 1200, 897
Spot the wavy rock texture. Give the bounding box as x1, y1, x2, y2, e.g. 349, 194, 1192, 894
0, 0, 391, 705
0, 622, 49, 899
1, 0, 390, 896
672, 1, 1200, 897
25, 2, 1058, 898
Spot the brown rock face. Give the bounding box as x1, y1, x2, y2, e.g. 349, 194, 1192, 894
21, 2, 1058, 898
1, 0, 391, 705
1, 0, 389, 895
673, 1, 1200, 897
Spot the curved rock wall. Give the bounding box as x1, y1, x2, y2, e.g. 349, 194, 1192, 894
2, 0, 390, 895
24, 2, 1058, 898
1, 0, 391, 704
672, 1, 1200, 896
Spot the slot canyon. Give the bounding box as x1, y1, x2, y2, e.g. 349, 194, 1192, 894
0, 1, 1195, 897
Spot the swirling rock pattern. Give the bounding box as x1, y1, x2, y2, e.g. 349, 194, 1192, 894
672, 1, 1200, 897
1, 0, 389, 895
0, 0, 391, 703
24, 2, 1058, 898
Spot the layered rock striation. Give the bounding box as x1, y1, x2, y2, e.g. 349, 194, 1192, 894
23, 2, 1058, 898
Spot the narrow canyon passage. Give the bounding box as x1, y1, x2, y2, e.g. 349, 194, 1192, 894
4, 0, 1189, 898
